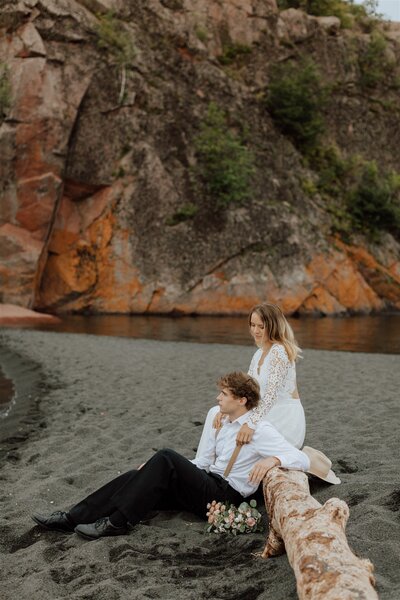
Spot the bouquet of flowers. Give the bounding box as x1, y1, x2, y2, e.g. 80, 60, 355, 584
206, 499, 263, 535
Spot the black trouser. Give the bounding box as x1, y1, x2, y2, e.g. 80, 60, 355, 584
69, 449, 245, 526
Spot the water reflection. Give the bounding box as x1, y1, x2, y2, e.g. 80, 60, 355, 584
11, 313, 400, 354
289, 316, 398, 354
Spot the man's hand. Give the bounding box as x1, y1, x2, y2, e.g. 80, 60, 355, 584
248, 457, 280, 485
212, 411, 223, 430
236, 423, 255, 445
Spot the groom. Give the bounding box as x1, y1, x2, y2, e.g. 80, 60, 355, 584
32, 371, 309, 540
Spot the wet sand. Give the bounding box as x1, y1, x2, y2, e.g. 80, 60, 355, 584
0, 329, 399, 599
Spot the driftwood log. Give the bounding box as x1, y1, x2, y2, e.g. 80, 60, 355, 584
261, 467, 378, 599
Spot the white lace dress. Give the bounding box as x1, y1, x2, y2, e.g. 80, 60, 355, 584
195, 344, 306, 458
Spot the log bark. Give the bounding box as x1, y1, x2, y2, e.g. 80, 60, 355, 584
261, 467, 378, 599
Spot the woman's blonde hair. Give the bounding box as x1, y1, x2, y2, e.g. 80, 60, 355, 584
248, 303, 302, 362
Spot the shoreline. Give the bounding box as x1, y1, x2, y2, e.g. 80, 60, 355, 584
2, 302, 400, 322
0, 340, 45, 464
0, 364, 14, 410
0, 304, 60, 326
0, 329, 399, 599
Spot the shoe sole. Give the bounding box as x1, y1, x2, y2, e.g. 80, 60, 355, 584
74, 527, 128, 540
74, 528, 98, 540
31, 515, 74, 534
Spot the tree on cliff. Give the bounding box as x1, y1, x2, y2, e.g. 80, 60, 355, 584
266, 59, 327, 153
193, 103, 256, 208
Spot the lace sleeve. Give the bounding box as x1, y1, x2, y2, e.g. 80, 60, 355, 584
247, 345, 290, 428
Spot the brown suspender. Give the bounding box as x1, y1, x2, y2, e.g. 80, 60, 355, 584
215, 426, 242, 478
223, 444, 242, 477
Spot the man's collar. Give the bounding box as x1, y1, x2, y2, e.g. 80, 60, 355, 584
226, 411, 250, 426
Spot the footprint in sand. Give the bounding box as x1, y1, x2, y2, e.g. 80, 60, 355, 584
5, 527, 43, 554
49, 564, 86, 584
337, 458, 359, 473
382, 489, 400, 512
347, 492, 369, 507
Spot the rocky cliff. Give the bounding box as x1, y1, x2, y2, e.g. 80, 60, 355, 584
1, 0, 400, 316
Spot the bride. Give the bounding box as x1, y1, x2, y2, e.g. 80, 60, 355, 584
196, 303, 306, 456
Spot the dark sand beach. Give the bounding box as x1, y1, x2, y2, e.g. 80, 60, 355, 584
0, 329, 399, 599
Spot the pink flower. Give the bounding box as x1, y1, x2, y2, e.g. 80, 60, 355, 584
208, 515, 215, 523
207, 503, 211, 509
211, 500, 216, 506
246, 517, 256, 527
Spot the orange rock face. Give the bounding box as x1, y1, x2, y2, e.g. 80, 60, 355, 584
35, 222, 400, 316
297, 241, 400, 315
303, 252, 382, 314
0, 16, 94, 307
335, 240, 400, 308
36, 183, 147, 313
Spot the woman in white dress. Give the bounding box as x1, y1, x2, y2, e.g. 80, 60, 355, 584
196, 303, 306, 458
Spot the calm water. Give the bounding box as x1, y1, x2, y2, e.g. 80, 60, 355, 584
8, 313, 400, 354
1, 313, 399, 412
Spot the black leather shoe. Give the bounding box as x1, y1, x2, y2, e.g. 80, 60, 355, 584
75, 517, 127, 540
32, 511, 75, 533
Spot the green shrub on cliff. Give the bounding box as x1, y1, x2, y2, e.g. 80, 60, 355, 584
95, 12, 136, 67
312, 145, 357, 197
266, 59, 328, 153
347, 162, 400, 239
193, 103, 255, 207
358, 31, 395, 89
218, 43, 252, 66
94, 12, 136, 104
313, 149, 400, 240
0, 63, 11, 121
166, 203, 199, 226
304, 146, 400, 240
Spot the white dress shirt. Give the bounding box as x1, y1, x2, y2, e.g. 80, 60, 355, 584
191, 411, 310, 497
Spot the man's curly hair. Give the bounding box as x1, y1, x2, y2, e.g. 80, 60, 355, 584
217, 371, 260, 410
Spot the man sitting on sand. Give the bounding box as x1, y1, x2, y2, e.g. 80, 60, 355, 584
32, 372, 310, 540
